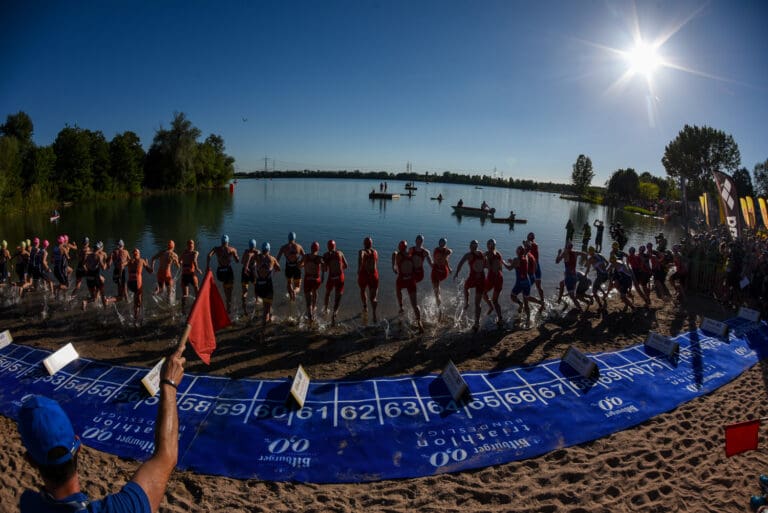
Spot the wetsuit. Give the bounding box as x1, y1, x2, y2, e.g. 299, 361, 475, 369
528, 241, 542, 280
591, 254, 610, 294
28, 247, 39, 279
283, 243, 302, 281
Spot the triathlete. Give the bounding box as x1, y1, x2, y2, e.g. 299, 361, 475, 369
275, 232, 305, 302
626, 246, 651, 306
585, 247, 611, 311
454, 240, 486, 332
150, 240, 180, 301
555, 242, 586, 312
525, 233, 545, 303
410, 234, 433, 287
108, 240, 130, 302
254, 242, 281, 326
126, 248, 152, 322
392, 240, 423, 332
357, 236, 379, 323
508, 245, 542, 324
483, 239, 506, 327
300, 241, 323, 323
180, 240, 202, 310
431, 237, 452, 316
323, 240, 348, 326
240, 239, 259, 315
206, 235, 240, 314
82, 241, 108, 310
0, 240, 10, 286
72, 237, 90, 295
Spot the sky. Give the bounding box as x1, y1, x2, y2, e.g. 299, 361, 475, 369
1, 0, 766, 185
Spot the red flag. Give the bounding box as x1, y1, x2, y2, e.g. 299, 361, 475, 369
725, 419, 760, 457
186, 270, 231, 364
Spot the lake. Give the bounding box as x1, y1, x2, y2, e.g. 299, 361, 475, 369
3, 178, 681, 323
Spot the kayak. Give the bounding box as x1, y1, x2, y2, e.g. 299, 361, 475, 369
491, 217, 527, 224
369, 192, 400, 199
430, 197, 444, 201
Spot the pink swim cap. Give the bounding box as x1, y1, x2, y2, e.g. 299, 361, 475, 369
57, 235, 64, 244
42, 240, 50, 248
63, 234, 69, 243
33, 237, 40, 245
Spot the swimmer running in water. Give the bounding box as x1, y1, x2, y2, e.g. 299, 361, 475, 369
254, 242, 280, 326
431, 237, 452, 319
357, 236, 379, 323
150, 240, 180, 302
454, 240, 486, 332
180, 240, 202, 311
323, 240, 348, 326
275, 232, 305, 302
300, 241, 323, 323
126, 248, 152, 322
107, 240, 130, 302
206, 235, 240, 314
240, 239, 259, 315
392, 240, 423, 333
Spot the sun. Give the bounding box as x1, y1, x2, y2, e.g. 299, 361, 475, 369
625, 40, 662, 80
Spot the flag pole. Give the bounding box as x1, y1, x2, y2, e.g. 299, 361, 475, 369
176, 323, 192, 355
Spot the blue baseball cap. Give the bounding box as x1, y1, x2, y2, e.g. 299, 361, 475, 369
18, 395, 81, 466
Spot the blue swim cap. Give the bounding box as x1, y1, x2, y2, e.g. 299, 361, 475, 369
249, 239, 257, 249
416, 234, 424, 242
439, 237, 447, 247
288, 232, 296, 242
221, 234, 229, 244
262, 242, 270, 252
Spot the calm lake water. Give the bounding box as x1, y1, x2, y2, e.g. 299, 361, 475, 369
4, 178, 682, 323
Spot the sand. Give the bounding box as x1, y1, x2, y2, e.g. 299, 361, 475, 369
1, 293, 768, 512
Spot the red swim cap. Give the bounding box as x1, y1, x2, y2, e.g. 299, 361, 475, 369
168, 240, 175, 250
398, 240, 407, 252
327, 240, 336, 251
311, 241, 320, 252
363, 237, 372, 249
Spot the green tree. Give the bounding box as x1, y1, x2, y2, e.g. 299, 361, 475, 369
571, 154, 594, 195
110, 131, 145, 194
0, 111, 33, 147
732, 167, 754, 198
638, 182, 659, 201
145, 112, 201, 189
0, 136, 23, 201
52, 126, 94, 201
753, 159, 768, 198
26, 145, 56, 202
606, 168, 639, 201
195, 134, 234, 187
88, 130, 112, 193
661, 124, 741, 200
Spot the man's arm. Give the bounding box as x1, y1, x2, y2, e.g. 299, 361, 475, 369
131, 352, 185, 512
454, 254, 468, 278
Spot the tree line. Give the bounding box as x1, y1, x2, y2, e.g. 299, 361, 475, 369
0, 111, 234, 210
240, 169, 579, 194
572, 124, 768, 206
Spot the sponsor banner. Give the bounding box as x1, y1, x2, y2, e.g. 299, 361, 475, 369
0, 319, 766, 483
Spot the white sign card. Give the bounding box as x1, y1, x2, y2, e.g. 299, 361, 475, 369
701, 317, 728, 337
562, 346, 598, 379
441, 360, 469, 401
645, 332, 679, 357
141, 358, 166, 397
0, 330, 12, 350
43, 343, 79, 375
290, 365, 310, 408
738, 307, 761, 323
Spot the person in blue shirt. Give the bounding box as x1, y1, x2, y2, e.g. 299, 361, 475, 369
17, 351, 186, 512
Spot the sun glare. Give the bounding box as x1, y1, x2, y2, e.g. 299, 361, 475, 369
626, 41, 661, 79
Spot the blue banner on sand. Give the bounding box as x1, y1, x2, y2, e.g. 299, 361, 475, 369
1, 317, 766, 483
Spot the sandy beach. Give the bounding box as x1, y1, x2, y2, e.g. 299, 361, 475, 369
2, 293, 768, 512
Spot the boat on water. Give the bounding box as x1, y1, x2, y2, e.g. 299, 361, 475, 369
491, 217, 527, 224
451, 205, 496, 217
369, 192, 400, 199
405, 182, 418, 190
430, 196, 444, 201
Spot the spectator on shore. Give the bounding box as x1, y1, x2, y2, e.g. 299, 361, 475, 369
17, 352, 186, 513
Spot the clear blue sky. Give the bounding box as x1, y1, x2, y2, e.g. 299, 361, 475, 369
2, 0, 766, 184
